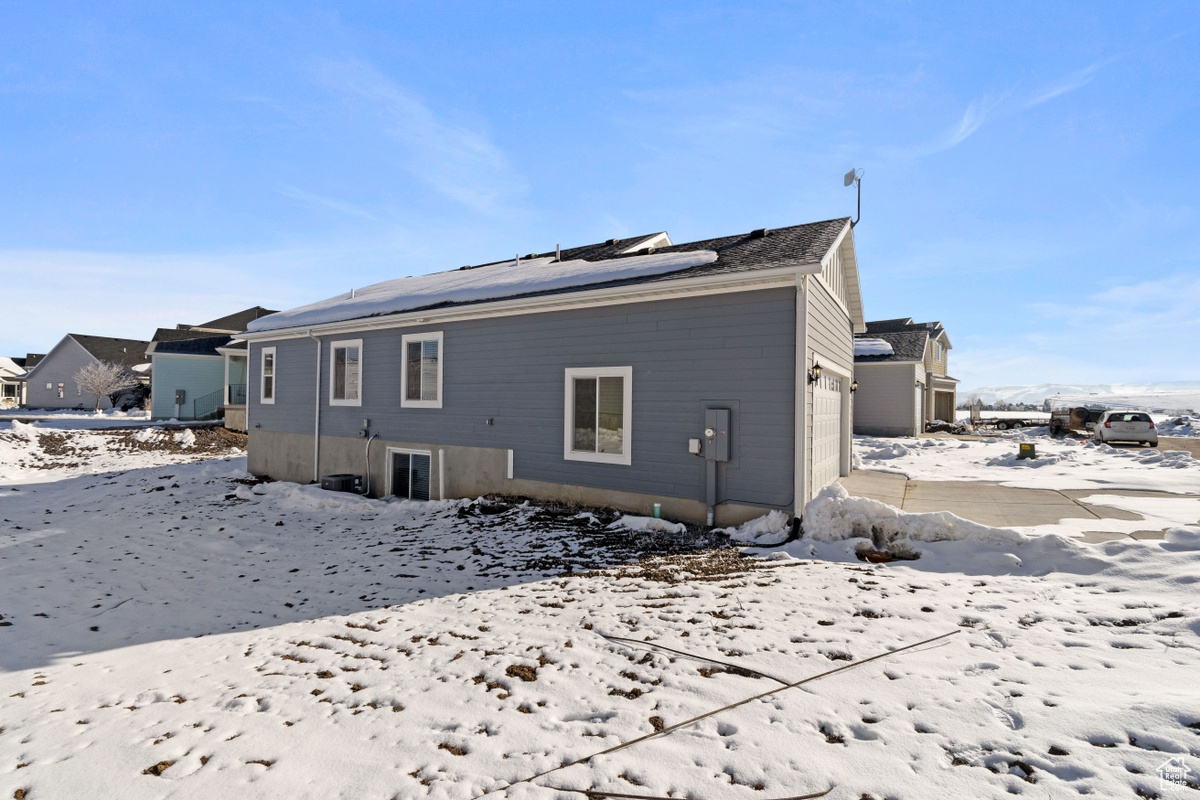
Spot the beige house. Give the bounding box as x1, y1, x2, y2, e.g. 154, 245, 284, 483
852, 318, 957, 436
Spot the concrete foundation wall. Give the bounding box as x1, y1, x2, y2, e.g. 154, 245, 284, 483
248, 429, 775, 526
225, 405, 247, 433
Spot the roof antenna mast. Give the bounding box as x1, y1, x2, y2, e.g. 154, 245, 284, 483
844, 168, 863, 228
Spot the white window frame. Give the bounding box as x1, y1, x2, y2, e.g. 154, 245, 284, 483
329, 339, 363, 407
400, 331, 444, 409
386, 447, 434, 501
260, 346, 276, 405
563, 366, 633, 466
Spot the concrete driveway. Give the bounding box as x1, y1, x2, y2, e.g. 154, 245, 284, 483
838, 466, 1199, 543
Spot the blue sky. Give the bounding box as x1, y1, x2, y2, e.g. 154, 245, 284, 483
2, 2, 1197, 389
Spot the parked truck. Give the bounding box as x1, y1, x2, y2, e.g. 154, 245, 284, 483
1048, 406, 1104, 436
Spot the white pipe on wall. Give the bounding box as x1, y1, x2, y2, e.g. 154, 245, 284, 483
307, 330, 322, 483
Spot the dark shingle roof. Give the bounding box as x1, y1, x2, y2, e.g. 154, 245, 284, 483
194, 306, 278, 332
855, 330, 929, 362
70, 335, 153, 368
152, 335, 232, 356
458, 218, 850, 305
152, 327, 210, 343
864, 318, 944, 336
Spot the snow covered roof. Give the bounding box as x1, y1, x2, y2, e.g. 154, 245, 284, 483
854, 330, 928, 362
853, 338, 895, 357
247, 218, 854, 335
247, 251, 718, 333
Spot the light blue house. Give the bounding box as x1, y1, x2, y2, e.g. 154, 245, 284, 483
145, 307, 276, 421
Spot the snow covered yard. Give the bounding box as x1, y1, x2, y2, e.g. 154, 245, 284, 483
2, 423, 1199, 799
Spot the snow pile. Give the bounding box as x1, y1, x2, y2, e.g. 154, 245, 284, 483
858, 440, 921, 460
247, 250, 719, 333
802, 484, 1027, 548
1158, 414, 1197, 437
131, 427, 160, 443
173, 429, 196, 448
1164, 526, 1200, 549
6, 420, 40, 441
853, 337, 894, 357
983, 450, 1070, 468
719, 509, 791, 544
609, 514, 687, 535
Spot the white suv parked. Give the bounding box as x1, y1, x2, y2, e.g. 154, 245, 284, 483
1093, 410, 1158, 447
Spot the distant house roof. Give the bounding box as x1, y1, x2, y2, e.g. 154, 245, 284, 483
69, 335, 153, 369
150, 335, 233, 357
854, 318, 950, 364
191, 306, 278, 333
152, 327, 211, 343
247, 218, 854, 335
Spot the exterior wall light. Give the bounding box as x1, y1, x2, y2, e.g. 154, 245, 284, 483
808, 362, 822, 384
850, 379, 859, 393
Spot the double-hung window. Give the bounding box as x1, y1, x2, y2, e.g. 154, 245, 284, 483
564, 367, 632, 465
260, 346, 276, 404
330, 339, 362, 406
401, 332, 443, 408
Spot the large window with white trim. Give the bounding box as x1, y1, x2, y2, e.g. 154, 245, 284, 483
401, 332, 443, 408
330, 339, 362, 406
564, 367, 632, 465
260, 346, 276, 404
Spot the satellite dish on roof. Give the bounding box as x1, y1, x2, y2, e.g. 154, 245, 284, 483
843, 168, 863, 227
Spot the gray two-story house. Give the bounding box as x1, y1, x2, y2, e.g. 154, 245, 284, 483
852, 318, 958, 436
241, 218, 866, 526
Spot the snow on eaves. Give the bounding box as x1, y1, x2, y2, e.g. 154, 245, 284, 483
246, 250, 719, 334
854, 337, 895, 357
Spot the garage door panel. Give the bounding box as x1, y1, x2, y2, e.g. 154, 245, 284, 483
812, 373, 843, 492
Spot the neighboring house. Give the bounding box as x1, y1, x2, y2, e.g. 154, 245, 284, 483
852, 318, 958, 436
240, 218, 866, 526
0, 354, 45, 407
145, 307, 276, 421
1, 358, 26, 407
24, 336, 151, 410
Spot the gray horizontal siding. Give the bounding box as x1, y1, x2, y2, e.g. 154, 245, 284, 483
250, 289, 797, 507
25, 338, 99, 410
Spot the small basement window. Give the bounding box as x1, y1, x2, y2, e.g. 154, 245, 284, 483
389, 449, 432, 501
401, 332, 443, 408
330, 339, 362, 406
564, 367, 632, 465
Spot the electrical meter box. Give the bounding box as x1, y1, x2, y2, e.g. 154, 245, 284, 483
704, 408, 730, 462
175, 389, 186, 405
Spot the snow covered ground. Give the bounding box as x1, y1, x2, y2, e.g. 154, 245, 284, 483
2, 421, 1199, 799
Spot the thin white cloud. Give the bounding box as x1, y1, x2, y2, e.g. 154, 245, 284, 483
277, 184, 383, 223
1025, 60, 1106, 108
315, 60, 528, 216
879, 92, 1008, 161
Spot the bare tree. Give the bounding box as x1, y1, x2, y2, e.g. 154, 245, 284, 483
74, 361, 139, 412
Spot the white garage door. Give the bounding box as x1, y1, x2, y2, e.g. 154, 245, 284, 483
811, 373, 843, 492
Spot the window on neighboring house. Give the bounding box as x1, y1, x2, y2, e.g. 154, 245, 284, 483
57, 383, 64, 398
330, 340, 362, 406
2, 384, 16, 398
389, 449, 431, 501
401, 332, 443, 408
564, 367, 632, 465
935, 342, 944, 361
260, 346, 276, 404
